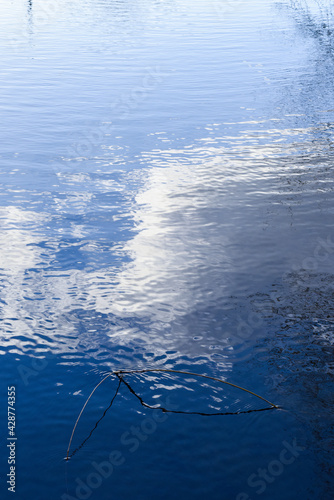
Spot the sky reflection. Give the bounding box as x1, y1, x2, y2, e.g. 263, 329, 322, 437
1, 122, 333, 363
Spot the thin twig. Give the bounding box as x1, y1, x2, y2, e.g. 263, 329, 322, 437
114, 368, 279, 408
66, 373, 116, 460
66, 368, 278, 460
119, 374, 276, 416
68, 377, 122, 460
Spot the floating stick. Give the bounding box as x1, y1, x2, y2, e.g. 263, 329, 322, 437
66, 369, 278, 460
114, 369, 278, 408
66, 373, 116, 460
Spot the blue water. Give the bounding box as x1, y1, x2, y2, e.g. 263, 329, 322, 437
1, 0, 334, 498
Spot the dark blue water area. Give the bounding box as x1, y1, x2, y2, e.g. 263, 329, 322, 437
1, 0, 334, 499
0, 353, 315, 500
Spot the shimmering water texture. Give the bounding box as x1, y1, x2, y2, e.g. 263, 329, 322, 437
0, 0, 333, 499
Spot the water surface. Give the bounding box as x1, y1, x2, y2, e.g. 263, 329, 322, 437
0, 0, 333, 499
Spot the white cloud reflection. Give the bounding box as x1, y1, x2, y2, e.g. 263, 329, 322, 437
0, 124, 332, 359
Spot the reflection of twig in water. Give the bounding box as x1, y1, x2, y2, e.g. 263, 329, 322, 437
67, 377, 122, 460
119, 374, 276, 416
66, 369, 279, 461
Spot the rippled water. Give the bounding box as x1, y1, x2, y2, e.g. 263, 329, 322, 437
0, 0, 334, 498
